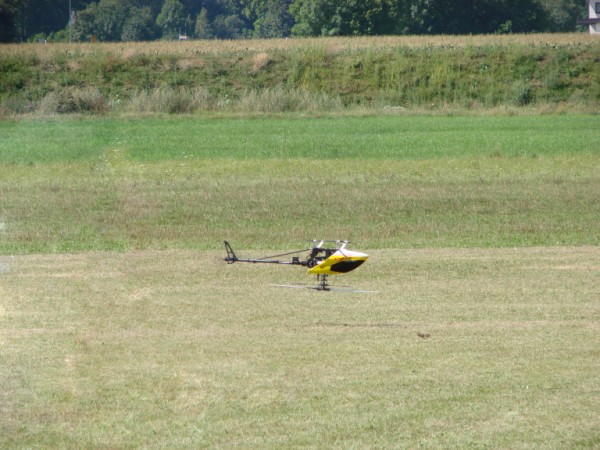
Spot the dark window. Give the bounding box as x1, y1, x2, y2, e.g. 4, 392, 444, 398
596, 2, 600, 14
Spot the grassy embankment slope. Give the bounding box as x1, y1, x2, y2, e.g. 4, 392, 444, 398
1, 33, 599, 114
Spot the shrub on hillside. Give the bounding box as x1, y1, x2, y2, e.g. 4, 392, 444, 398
125, 86, 212, 113
38, 87, 108, 114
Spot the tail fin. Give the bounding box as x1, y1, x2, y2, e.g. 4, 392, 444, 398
224, 241, 238, 264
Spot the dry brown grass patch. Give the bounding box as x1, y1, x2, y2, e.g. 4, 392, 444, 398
2, 33, 596, 61
252, 52, 272, 71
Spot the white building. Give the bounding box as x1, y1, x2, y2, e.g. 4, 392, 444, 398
578, 0, 600, 34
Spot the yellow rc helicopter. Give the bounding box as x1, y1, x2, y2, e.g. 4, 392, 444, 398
224, 240, 372, 292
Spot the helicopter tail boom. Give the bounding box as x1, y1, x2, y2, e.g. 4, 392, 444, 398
223, 241, 308, 266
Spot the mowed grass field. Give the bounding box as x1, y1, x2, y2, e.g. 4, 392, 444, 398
1, 114, 599, 448
1, 115, 599, 253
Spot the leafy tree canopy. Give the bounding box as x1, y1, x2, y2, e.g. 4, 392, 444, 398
0, 0, 587, 42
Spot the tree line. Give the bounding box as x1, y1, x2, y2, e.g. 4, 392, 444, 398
0, 0, 586, 43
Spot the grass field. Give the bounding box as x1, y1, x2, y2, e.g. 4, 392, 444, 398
1, 115, 599, 253
1, 247, 598, 447
1, 114, 599, 447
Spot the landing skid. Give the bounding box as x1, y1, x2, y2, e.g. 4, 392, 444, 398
270, 274, 377, 293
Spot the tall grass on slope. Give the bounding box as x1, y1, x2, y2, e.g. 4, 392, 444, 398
1, 34, 598, 116
125, 86, 212, 114
1, 33, 597, 59
237, 86, 343, 113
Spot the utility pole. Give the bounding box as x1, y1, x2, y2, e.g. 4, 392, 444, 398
69, 0, 72, 43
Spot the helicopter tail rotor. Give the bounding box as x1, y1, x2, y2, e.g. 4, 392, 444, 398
224, 241, 238, 264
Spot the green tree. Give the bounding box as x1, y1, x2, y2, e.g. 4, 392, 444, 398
156, 0, 188, 39
122, 6, 157, 41
95, 0, 128, 40
3, 0, 83, 42
501, 0, 546, 32
70, 0, 132, 42
291, 0, 402, 36
212, 13, 247, 38
407, 0, 547, 34
128, 0, 165, 16
71, 2, 100, 41
240, 0, 265, 24
254, 0, 293, 37
538, 0, 582, 31
0, 0, 580, 42
194, 7, 214, 38
0, 0, 19, 41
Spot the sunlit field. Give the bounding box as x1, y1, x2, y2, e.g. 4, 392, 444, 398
1, 247, 598, 448
1, 114, 599, 447
2, 33, 596, 59
1, 115, 598, 253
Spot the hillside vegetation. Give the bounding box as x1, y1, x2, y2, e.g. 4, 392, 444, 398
1, 34, 599, 115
